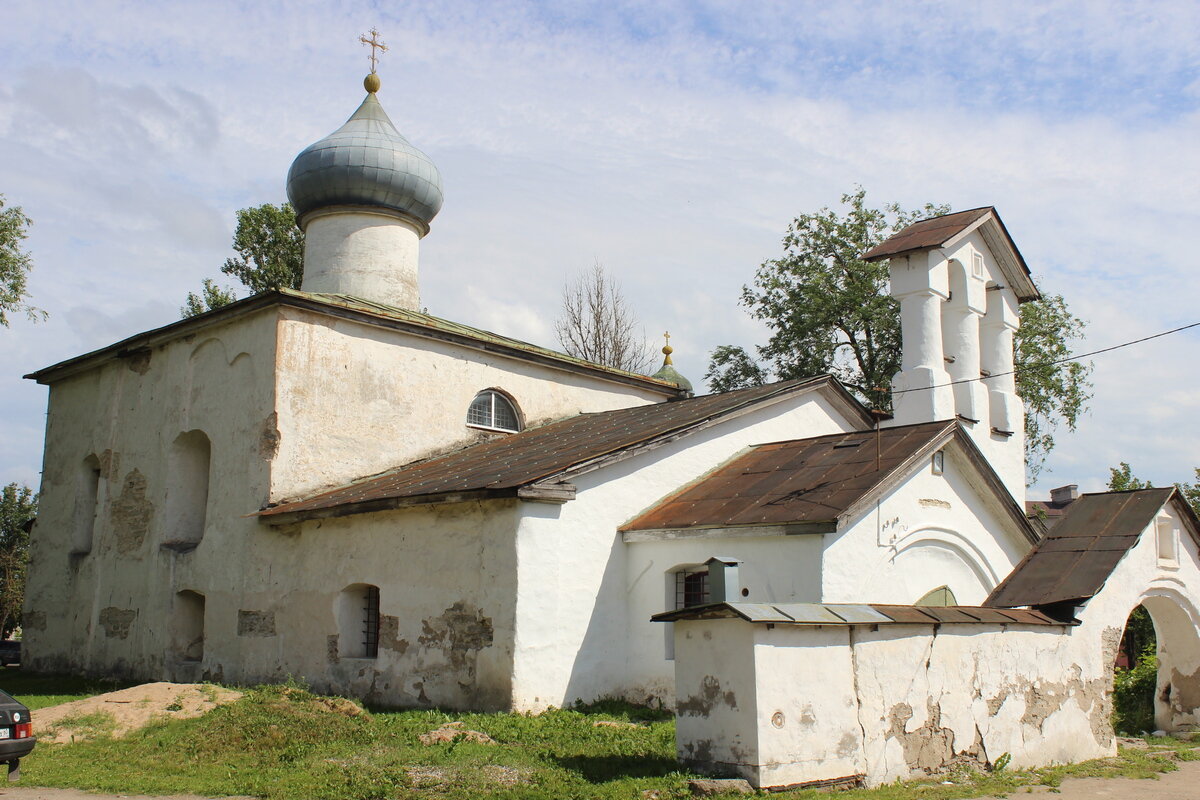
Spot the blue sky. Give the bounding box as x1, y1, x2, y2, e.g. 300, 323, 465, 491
2, 0, 1199, 497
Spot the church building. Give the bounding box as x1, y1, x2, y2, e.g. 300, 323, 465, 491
21, 69, 1200, 787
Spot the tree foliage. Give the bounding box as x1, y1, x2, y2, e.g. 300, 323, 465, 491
555, 261, 655, 374
0, 194, 46, 327
181, 202, 304, 318
221, 202, 304, 294
181, 278, 238, 318
1108, 462, 1200, 515
0, 483, 35, 638
707, 188, 1093, 477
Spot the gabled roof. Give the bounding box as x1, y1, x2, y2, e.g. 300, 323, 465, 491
987, 488, 1200, 609
620, 420, 1038, 543
651, 601, 1064, 627
258, 376, 874, 525
861, 207, 1040, 302
26, 289, 685, 395
621, 420, 956, 533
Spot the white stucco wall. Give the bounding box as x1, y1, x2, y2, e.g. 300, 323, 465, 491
24, 309, 279, 680
271, 306, 670, 498
301, 210, 423, 310
822, 443, 1032, 606
509, 388, 862, 711
672, 618, 1105, 789
228, 500, 521, 710
669, 497, 1200, 789
1068, 500, 1200, 732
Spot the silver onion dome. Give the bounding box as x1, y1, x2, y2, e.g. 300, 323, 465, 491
286, 77, 443, 228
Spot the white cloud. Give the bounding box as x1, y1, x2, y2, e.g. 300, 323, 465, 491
0, 0, 1198, 501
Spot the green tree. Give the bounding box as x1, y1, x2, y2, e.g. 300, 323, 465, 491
181, 278, 238, 318
707, 188, 1093, 478
181, 202, 304, 318
0, 483, 36, 638
1108, 462, 1200, 515
0, 194, 46, 327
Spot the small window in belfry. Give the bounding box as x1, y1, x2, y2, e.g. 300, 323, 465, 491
932, 450, 945, 475
466, 390, 521, 433
972, 251, 985, 280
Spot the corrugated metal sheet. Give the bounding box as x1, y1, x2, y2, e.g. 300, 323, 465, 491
862, 208, 993, 261
986, 488, 1175, 608
652, 602, 1063, 626
619, 420, 954, 531
259, 377, 833, 520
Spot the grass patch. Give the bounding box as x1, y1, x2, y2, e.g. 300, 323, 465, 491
0, 667, 135, 710
12, 681, 1200, 800
45, 710, 118, 740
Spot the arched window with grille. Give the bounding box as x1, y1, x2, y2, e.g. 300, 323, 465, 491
466, 389, 522, 433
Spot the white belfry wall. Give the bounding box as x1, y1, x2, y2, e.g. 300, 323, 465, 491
300, 209, 424, 310
889, 234, 1026, 505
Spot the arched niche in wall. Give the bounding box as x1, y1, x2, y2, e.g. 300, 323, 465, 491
72, 454, 103, 555
172, 590, 205, 663
887, 527, 998, 606
162, 430, 212, 552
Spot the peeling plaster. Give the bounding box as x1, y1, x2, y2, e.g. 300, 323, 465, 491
677, 675, 738, 716
259, 413, 280, 461
237, 610, 276, 637
98, 607, 136, 639
110, 469, 152, 554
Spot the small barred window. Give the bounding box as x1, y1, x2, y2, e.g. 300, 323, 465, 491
675, 568, 710, 609
467, 390, 521, 433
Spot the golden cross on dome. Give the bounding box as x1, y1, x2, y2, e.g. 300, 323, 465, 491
661, 331, 674, 364
359, 28, 388, 73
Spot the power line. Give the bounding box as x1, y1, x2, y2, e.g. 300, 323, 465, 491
891, 321, 1200, 395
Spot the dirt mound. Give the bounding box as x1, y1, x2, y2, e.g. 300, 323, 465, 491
35, 682, 242, 744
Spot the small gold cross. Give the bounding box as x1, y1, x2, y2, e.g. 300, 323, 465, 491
359, 28, 388, 73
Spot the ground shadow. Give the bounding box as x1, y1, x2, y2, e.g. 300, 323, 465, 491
552, 753, 680, 783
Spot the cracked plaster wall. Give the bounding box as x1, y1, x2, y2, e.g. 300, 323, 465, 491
671, 496, 1200, 790
673, 618, 1115, 789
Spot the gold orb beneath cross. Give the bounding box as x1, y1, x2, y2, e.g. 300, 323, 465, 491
364, 73, 381, 93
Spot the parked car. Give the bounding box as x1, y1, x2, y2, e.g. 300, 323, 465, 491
0, 689, 34, 779
0, 642, 19, 667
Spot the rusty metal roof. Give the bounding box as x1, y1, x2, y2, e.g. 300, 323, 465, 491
259, 376, 867, 523
619, 420, 956, 532
987, 488, 1192, 608
652, 602, 1065, 626
861, 207, 1038, 302
862, 208, 993, 261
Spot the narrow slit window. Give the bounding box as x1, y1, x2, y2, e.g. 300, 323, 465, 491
466, 390, 521, 433
362, 586, 380, 658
